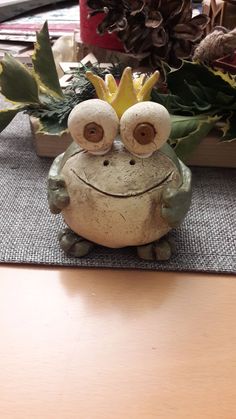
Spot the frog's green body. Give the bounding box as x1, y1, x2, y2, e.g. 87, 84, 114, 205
48, 139, 191, 261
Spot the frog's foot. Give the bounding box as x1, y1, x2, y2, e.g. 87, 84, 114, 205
58, 228, 95, 257
137, 236, 175, 261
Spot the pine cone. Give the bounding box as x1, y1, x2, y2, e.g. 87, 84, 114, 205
86, 0, 209, 69
87, 0, 129, 33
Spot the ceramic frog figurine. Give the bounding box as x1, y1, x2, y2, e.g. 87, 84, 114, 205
48, 68, 192, 260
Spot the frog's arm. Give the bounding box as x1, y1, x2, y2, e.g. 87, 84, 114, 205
47, 152, 69, 214
161, 159, 192, 228
48, 142, 82, 214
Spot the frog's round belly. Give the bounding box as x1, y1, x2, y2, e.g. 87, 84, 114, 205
61, 180, 171, 248
60, 145, 182, 248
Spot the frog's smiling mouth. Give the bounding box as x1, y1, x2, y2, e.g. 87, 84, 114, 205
71, 169, 173, 198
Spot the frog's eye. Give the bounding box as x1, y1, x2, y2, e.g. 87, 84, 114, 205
120, 102, 171, 158
68, 99, 119, 154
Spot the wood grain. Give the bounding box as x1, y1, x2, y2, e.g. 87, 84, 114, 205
0, 265, 236, 419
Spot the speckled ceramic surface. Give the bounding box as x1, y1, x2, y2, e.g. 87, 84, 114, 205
0, 99, 235, 273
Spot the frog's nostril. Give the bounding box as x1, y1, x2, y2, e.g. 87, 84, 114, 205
103, 160, 109, 166
129, 159, 136, 165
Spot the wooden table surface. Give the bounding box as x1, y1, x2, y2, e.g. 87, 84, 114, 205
0, 265, 236, 419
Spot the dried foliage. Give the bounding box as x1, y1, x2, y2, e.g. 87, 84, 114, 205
87, 0, 209, 68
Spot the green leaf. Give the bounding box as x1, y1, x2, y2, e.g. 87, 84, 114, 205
0, 107, 23, 133
168, 61, 236, 97
167, 61, 236, 112
151, 91, 195, 114
36, 116, 67, 135
209, 68, 236, 89
218, 112, 236, 142
170, 114, 219, 161
0, 54, 39, 104
215, 90, 236, 108
159, 61, 173, 82
186, 83, 212, 111
32, 21, 63, 98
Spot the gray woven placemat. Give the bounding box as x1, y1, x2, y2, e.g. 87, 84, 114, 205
0, 109, 235, 273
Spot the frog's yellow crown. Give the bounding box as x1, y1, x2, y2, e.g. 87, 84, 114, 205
86, 67, 159, 119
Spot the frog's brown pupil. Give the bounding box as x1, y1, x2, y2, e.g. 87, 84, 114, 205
84, 123, 104, 143
133, 123, 156, 145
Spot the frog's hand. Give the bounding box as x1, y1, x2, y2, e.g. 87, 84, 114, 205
161, 160, 192, 228
47, 153, 69, 214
